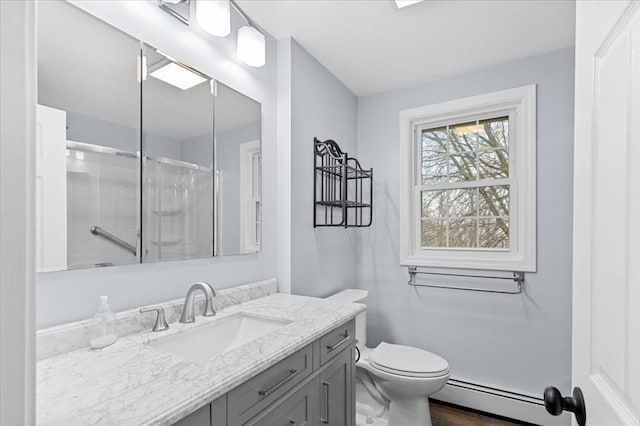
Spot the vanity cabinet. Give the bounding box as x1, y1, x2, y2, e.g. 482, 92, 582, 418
173, 319, 356, 426
244, 378, 320, 426
319, 348, 354, 426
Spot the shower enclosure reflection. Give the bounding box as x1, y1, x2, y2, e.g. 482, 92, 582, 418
141, 45, 214, 262
36, 0, 140, 271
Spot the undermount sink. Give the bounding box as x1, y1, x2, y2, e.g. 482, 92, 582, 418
150, 313, 292, 362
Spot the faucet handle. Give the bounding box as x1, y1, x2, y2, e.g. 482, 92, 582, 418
140, 306, 169, 332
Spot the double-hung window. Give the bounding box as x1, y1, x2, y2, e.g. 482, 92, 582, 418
399, 85, 536, 271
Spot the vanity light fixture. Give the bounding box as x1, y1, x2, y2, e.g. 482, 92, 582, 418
394, 0, 424, 9
158, 0, 190, 25
237, 25, 266, 68
196, 0, 231, 37
149, 61, 208, 90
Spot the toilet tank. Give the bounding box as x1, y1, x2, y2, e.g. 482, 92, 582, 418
326, 289, 368, 349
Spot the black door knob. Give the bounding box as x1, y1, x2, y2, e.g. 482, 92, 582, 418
543, 386, 586, 426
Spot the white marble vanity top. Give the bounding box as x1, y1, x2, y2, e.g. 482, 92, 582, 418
37, 292, 364, 426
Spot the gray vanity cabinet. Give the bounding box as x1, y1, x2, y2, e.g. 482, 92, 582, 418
172, 319, 356, 426
173, 405, 210, 426
319, 348, 354, 426
244, 378, 320, 426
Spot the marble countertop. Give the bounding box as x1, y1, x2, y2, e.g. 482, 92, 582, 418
37, 293, 365, 426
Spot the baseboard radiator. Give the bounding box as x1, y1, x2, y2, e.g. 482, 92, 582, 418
431, 378, 572, 426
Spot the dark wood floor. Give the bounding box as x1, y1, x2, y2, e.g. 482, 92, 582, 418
430, 400, 531, 426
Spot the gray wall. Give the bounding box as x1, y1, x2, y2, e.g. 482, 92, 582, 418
289, 39, 359, 297
356, 47, 575, 396
37, 1, 278, 328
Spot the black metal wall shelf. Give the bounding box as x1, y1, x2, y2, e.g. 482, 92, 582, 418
314, 138, 373, 228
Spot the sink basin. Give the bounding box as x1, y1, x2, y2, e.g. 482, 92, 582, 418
150, 313, 292, 362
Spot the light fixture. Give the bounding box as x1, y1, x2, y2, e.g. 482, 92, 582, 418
394, 0, 424, 9
196, 0, 231, 37
237, 25, 265, 68
158, 0, 190, 25
149, 61, 208, 90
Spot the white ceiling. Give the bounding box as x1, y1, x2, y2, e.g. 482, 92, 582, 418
237, 0, 576, 97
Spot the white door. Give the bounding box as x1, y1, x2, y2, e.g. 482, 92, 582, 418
571, 1, 639, 425
35, 104, 67, 272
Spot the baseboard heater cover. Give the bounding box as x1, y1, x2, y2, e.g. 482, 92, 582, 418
431, 378, 572, 426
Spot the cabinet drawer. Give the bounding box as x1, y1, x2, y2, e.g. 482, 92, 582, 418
228, 344, 313, 424
244, 377, 319, 426
319, 320, 355, 366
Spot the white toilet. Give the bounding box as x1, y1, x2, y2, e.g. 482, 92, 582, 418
327, 289, 450, 426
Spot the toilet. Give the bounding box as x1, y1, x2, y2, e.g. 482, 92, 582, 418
327, 289, 450, 426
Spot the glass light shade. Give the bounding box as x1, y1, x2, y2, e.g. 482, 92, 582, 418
237, 26, 266, 68
394, 0, 424, 8
196, 0, 230, 37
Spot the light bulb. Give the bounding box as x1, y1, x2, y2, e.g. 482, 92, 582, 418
237, 26, 265, 68
196, 0, 230, 37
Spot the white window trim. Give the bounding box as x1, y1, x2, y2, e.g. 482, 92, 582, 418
239, 140, 261, 253
399, 85, 537, 272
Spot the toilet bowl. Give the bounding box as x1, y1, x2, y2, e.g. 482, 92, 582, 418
327, 289, 450, 426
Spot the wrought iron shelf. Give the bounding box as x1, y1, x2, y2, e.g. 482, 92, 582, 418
314, 137, 373, 228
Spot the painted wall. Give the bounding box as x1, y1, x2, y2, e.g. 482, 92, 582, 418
356, 47, 575, 396
288, 39, 359, 297
36, 0, 278, 328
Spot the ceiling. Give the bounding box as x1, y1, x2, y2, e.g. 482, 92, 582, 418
237, 0, 576, 97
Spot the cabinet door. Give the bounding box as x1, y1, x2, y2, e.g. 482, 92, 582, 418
319, 348, 354, 426
173, 404, 210, 426
244, 378, 319, 426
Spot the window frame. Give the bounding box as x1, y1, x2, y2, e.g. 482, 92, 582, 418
399, 85, 537, 272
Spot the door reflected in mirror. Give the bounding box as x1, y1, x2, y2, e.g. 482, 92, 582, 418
36, 0, 141, 271
141, 45, 214, 263
214, 82, 262, 255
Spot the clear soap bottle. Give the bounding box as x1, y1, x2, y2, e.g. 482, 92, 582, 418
90, 295, 117, 349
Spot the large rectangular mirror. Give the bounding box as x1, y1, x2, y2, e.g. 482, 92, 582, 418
214, 82, 262, 255
36, 0, 262, 272
141, 45, 214, 262
36, 0, 141, 271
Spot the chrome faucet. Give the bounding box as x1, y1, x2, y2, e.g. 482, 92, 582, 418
179, 281, 216, 323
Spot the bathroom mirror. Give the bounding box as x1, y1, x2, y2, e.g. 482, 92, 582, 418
36, 0, 141, 271
141, 45, 215, 263
214, 82, 262, 255
35, 1, 263, 272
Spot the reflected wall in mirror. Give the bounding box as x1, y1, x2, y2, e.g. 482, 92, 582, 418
36, 0, 141, 271
141, 45, 214, 262
214, 82, 262, 255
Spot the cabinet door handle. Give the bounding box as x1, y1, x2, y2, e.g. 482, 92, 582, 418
321, 381, 330, 424
326, 333, 350, 353
258, 369, 298, 397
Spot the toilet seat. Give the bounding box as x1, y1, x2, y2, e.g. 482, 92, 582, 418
368, 342, 449, 378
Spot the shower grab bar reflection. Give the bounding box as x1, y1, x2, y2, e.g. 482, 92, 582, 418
407, 266, 524, 294
91, 226, 137, 256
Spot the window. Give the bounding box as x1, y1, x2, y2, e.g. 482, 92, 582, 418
399, 85, 536, 271
240, 140, 261, 252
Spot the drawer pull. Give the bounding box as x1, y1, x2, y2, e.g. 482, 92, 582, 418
321, 381, 330, 424
326, 333, 350, 353
258, 369, 298, 397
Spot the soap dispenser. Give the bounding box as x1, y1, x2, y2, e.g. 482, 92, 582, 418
90, 295, 117, 349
